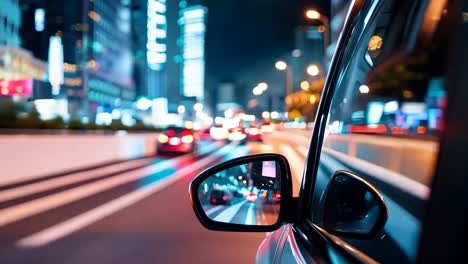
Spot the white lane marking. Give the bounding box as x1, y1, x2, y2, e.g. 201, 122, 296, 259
16, 144, 235, 248
322, 147, 430, 199
0, 143, 220, 227
0, 142, 218, 202
279, 144, 305, 185
0, 158, 186, 227
213, 201, 247, 223
245, 203, 255, 225
0, 158, 154, 203
297, 146, 309, 158
205, 205, 224, 216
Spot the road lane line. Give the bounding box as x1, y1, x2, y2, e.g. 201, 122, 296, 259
16, 144, 236, 248
245, 203, 255, 225
0, 159, 186, 227
0, 158, 155, 203
0, 143, 219, 204
213, 201, 247, 223
205, 205, 224, 216
0, 142, 222, 226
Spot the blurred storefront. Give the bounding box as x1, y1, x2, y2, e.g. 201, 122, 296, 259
0, 46, 47, 98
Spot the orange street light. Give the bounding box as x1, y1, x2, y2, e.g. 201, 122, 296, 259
305, 9, 330, 47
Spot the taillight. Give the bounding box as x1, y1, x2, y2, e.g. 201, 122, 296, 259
167, 130, 175, 137
222, 195, 227, 201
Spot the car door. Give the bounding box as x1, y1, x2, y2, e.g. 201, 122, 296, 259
265, 0, 455, 263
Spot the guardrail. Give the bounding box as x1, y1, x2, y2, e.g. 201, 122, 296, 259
0, 133, 158, 184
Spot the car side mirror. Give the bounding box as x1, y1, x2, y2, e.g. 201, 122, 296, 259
322, 170, 388, 239
189, 154, 293, 232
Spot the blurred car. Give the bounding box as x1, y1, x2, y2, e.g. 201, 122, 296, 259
157, 126, 196, 154
245, 126, 263, 142
246, 192, 258, 202
210, 125, 229, 140
199, 128, 212, 140
209, 190, 232, 205
267, 190, 281, 204
228, 127, 247, 143
261, 122, 273, 133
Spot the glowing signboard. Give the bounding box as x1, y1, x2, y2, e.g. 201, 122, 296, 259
180, 5, 207, 100
147, 0, 167, 70
47, 36, 64, 95
0, 79, 33, 96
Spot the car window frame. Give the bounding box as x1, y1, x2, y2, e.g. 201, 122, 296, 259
293, 0, 451, 261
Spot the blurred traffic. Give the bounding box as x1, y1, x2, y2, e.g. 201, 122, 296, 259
0, 0, 456, 263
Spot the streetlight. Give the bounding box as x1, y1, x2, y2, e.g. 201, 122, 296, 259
257, 82, 268, 92
275, 60, 293, 95
359, 85, 370, 94
262, 111, 270, 119
193, 103, 203, 112
252, 86, 262, 95
307, 64, 320, 77
305, 9, 321, 19
177, 105, 186, 114
300, 81, 310, 91
305, 9, 330, 47
275, 60, 287, 71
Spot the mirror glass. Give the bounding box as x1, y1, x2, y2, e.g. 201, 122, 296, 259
197, 160, 281, 226
323, 173, 384, 236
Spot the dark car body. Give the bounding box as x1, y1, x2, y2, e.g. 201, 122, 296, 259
209, 190, 231, 205
157, 126, 196, 154
190, 0, 466, 263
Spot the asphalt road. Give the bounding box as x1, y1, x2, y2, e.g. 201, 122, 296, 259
0, 130, 312, 264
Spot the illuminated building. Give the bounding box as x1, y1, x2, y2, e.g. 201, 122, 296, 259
179, 2, 207, 101
0, 0, 21, 47
19, 0, 135, 119
147, 0, 167, 71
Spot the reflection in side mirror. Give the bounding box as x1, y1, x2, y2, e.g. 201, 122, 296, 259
198, 160, 281, 226
322, 170, 388, 239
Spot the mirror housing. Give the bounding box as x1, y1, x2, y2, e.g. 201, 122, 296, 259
322, 170, 388, 239
189, 154, 293, 232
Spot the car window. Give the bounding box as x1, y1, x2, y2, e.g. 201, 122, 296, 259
308, 0, 449, 263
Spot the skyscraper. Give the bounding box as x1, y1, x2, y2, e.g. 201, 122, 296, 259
179, 1, 207, 102
19, 0, 135, 120
0, 0, 21, 47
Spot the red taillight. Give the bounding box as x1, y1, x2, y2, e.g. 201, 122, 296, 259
167, 130, 175, 137
211, 198, 216, 203
275, 193, 281, 198
222, 195, 227, 201
180, 129, 192, 136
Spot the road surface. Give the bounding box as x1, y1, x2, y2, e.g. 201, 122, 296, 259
0, 130, 311, 264
0, 129, 433, 263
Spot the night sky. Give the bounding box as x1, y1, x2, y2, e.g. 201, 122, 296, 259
204, 0, 330, 101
